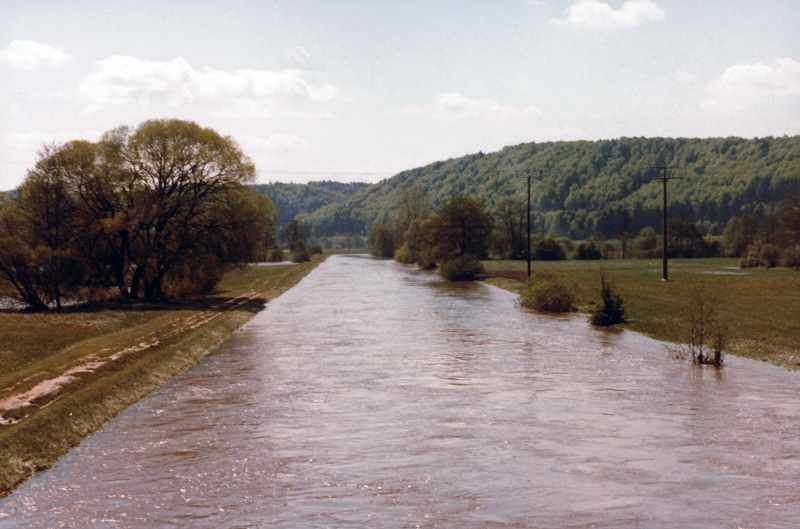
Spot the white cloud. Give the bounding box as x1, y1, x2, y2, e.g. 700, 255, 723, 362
430, 92, 541, 120
707, 57, 800, 101
553, 0, 665, 30
0, 40, 73, 70
78, 55, 347, 115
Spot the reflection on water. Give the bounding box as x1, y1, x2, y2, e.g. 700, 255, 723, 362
1, 255, 798, 528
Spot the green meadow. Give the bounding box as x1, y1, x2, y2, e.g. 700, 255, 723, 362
483, 258, 800, 370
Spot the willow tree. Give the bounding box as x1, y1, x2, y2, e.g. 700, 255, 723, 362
0, 145, 86, 309
0, 119, 272, 308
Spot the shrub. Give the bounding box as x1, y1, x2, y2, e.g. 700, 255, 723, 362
367, 223, 397, 258
761, 244, 780, 268
588, 272, 627, 326
266, 247, 285, 262
519, 271, 577, 313
439, 254, 484, 281
290, 243, 310, 263
739, 241, 763, 268
393, 243, 415, 264
681, 291, 728, 366
634, 227, 659, 256
534, 237, 566, 261
307, 242, 324, 255
573, 241, 602, 260
780, 246, 800, 268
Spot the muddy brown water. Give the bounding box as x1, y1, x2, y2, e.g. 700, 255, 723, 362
1, 255, 798, 528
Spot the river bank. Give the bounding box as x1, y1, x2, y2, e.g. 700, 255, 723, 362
483, 257, 800, 370
0, 257, 324, 498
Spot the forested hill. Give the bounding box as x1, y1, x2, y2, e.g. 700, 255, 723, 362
251, 181, 369, 228
266, 136, 800, 239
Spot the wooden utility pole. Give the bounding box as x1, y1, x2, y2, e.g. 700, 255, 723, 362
519, 169, 542, 279
652, 166, 681, 281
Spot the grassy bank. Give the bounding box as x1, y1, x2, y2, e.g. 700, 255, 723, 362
0, 257, 324, 498
483, 258, 800, 370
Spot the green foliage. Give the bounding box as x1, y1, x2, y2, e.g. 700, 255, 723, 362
534, 237, 566, 260
280, 219, 308, 253
681, 290, 728, 366
519, 271, 577, 313
290, 243, 310, 263
435, 195, 494, 260
722, 214, 759, 257
397, 195, 493, 270
666, 218, 721, 258
634, 226, 659, 257
780, 246, 800, 268
282, 136, 800, 240
0, 120, 273, 308
493, 198, 527, 259
393, 243, 415, 264
761, 244, 780, 268
367, 223, 397, 258
266, 247, 285, 262
588, 273, 627, 326
439, 254, 484, 282
251, 181, 369, 234
741, 241, 781, 268
573, 241, 601, 260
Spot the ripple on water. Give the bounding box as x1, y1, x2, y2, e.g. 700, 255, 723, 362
1, 255, 799, 529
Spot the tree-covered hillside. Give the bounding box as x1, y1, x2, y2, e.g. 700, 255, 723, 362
251, 181, 369, 228
297, 136, 800, 239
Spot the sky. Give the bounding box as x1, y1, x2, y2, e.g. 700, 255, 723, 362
1, 0, 799, 191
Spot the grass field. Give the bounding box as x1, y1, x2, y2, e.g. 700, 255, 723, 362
0, 257, 324, 497
483, 258, 800, 370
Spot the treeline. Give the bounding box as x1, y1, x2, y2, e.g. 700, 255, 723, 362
369, 185, 800, 275
290, 136, 800, 239
251, 181, 368, 230
0, 120, 278, 310
368, 188, 493, 281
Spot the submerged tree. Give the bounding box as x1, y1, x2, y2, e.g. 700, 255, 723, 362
681, 290, 728, 366
588, 272, 627, 326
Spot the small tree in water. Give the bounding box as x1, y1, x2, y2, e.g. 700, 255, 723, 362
588, 272, 627, 326
682, 290, 728, 366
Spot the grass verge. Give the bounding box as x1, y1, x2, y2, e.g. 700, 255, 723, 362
0, 257, 324, 498
483, 258, 800, 370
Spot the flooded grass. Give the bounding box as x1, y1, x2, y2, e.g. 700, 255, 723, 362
0, 257, 324, 497
483, 258, 800, 369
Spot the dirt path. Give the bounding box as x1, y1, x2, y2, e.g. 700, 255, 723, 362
0, 263, 312, 424
0, 260, 322, 497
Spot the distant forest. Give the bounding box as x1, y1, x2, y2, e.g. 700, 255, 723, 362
251, 181, 369, 229
254, 136, 800, 240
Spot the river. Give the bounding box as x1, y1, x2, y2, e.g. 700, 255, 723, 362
1, 255, 798, 528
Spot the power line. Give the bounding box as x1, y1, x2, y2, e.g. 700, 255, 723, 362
652, 165, 682, 282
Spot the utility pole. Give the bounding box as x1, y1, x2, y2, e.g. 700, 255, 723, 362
652, 166, 681, 281
519, 169, 541, 279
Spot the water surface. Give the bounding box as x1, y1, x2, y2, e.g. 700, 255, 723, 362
1, 255, 798, 528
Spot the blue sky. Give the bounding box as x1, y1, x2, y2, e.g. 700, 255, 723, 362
1, 0, 798, 190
